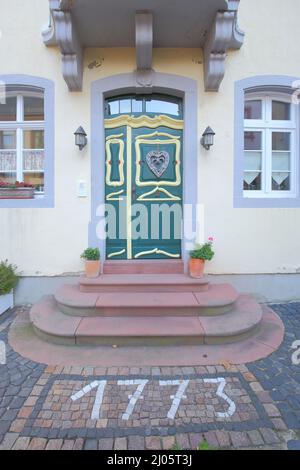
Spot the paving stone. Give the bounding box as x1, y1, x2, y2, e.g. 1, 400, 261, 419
259, 428, 281, 445
247, 430, 264, 446
256, 391, 273, 403
27, 438, 47, 450
45, 439, 63, 450
0, 432, 19, 450
0, 421, 11, 435
18, 407, 33, 419
2, 409, 18, 420
151, 367, 161, 376
61, 440, 75, 450
215, 430, 230, 448
9, 419, 26, 433
229, 432, 251, 448
175, 433, 190, 449
203, 431, 219, 448
243, 372, 256, 382
188, 433, 203, 450
271, 418, 288, 431
73, 438, 84, 450
127, 435, 145, 450
98, 438, 114, 450
12, 437, 31, 450
283, 412, 300, 429
114, 437, 127, 450
84, 439, 98, 450
194, 366, 206, 374
263, 403, 281, 417
287, 440, 300, 450
249, 382, 264, 393
162, 435, 175, 450
145, 436, 162, 450
94, 367, 107, 376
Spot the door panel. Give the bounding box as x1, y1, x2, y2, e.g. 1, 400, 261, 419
105, 111, 183, 260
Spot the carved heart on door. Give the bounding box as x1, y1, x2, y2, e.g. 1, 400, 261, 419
146, 151, 170, 178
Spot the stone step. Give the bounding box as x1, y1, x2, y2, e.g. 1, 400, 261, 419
103, 260, 184, 274
30, 294, 262, 346
79, 273, 210, 293
55, 283, 239, 317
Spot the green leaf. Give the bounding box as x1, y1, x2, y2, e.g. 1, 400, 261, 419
80, 247, 100, 261
189, 242, 214, 260
0, 260, 19, 295
197, 440, 217, 451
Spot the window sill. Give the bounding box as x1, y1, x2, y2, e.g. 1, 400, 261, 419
234, 195, 300, 208
243, 191, 297, 199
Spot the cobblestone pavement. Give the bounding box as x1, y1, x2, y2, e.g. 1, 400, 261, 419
0, 304, 300, 451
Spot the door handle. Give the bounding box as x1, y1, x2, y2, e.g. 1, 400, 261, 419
132, 186, 136, 200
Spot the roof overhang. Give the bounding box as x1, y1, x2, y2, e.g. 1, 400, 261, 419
42, 0, 244, 92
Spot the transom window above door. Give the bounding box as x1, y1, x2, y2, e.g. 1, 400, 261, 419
243, 93, 297, 198
105, 94, 183, 118
0, 87, 45, 195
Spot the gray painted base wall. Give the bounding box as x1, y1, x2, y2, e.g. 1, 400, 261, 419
14, 274, 300, 305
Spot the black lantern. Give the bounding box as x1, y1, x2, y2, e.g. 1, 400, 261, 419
201, 127, 215, 150
74, 126, 87, 150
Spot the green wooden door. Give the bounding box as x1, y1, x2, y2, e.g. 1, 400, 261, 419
104, 95, 183, 260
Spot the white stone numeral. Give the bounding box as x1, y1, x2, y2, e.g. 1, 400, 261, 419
159, 379, 190, 420
71, 380, 107, 420
91, 381, 107, 419
117, 379, 149, 420
204, 377, 236, 418
0, 340, 6, 365
291, 340, 300, 365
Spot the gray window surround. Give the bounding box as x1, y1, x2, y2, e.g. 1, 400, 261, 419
0, 75, 55, 208
234, 75, 300, 208
89, 72, 198, 263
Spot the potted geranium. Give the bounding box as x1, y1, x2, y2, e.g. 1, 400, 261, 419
81, 247, 101, 278
0, 181, 35, 199
188, 237, 215, 278
0, 260, 19, 316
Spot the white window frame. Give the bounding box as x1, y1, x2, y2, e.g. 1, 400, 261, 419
244, 92, 298, 199
0, 90, 45, 196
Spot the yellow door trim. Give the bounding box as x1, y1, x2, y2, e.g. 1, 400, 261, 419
134, 248, 180, 259
104, 114, 184, 130
126, 125, 132, 259
135, 138, 181, 187
105, 138, 125, 187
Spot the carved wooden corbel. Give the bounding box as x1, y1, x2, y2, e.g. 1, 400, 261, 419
42, 0, 83, 92
204, 1, 245, 92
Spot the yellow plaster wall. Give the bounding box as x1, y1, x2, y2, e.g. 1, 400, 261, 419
0, 0, 300, 275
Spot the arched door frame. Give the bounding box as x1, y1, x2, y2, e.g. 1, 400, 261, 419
89, 72, 198, 265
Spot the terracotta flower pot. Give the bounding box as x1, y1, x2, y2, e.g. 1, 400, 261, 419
188, 258, 205, 278
85, 260, 101, 278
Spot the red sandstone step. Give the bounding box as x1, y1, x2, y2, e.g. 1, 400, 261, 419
30, 296, 81, 346
30, 294, 262, 346
103, 260, 184, 274
200, 295, 262, 344
55, 283, 238, 317
79, 273, 210, 293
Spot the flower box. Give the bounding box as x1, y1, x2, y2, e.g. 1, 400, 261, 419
0, 187, 35, 199
0, 291, 13, 316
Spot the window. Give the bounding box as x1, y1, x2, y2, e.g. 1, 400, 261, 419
0, 89, 45, 194
105, 94, 182, 118
0, 75, 54, 208
243, 93, 297, 198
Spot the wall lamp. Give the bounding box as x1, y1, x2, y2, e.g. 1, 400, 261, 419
74, 126, 87, 150
201, 127, 215, 150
